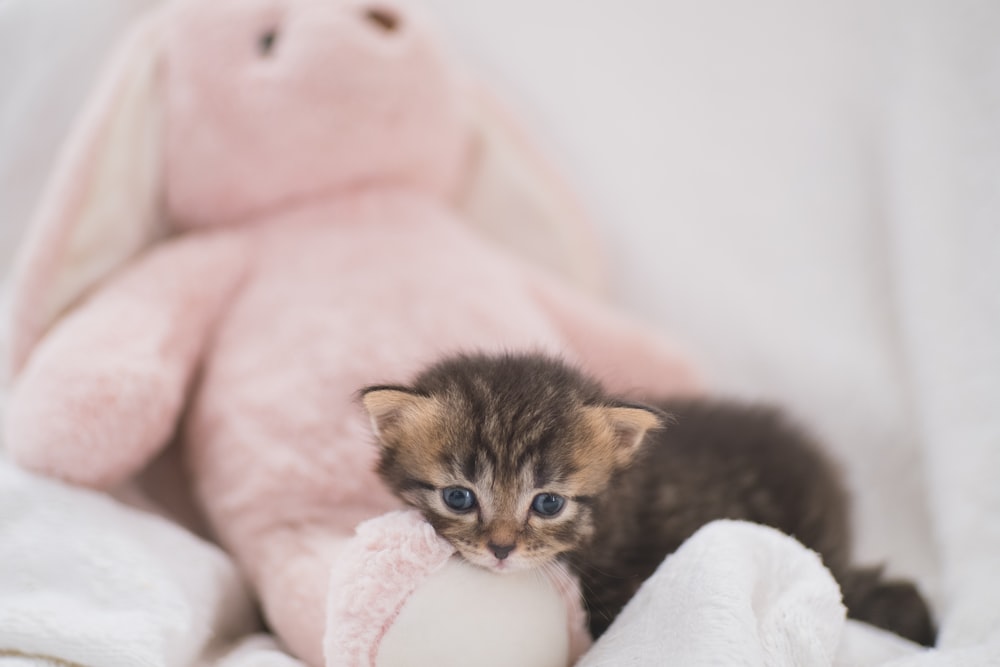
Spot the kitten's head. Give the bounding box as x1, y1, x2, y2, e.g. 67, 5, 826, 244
361, 353, 663, 573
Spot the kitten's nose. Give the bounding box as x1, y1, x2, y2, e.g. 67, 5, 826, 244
488, 542, 515, 560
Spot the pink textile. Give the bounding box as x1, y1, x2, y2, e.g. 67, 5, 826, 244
4, 0, 700, 664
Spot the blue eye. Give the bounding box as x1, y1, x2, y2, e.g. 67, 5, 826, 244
531, 493, 565, 517
442, 487, 476, 512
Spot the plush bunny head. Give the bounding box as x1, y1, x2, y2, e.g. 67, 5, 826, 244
164, 0, 466, 227
8, 0, 607, 378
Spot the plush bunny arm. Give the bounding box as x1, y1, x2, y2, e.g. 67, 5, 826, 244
530, 270, 702, 399
5, 233, 249, 489
326, 511, 589, 667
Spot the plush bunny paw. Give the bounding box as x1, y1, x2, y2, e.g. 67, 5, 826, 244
324, 511, 456, 666
6, 347, 184, 488
324, 510, 589, 667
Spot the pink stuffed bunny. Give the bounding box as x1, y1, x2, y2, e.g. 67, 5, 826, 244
5, 0, 699, 664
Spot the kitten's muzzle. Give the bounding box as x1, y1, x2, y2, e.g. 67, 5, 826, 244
488, 542, 515, 560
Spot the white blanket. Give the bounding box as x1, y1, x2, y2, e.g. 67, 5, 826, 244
0, 460, 305, 667
580, 521, 1000, 666
1, 459, 996, 667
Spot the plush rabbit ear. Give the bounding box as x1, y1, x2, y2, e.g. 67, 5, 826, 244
7, 14, 167, 378
456, 84, 608, 298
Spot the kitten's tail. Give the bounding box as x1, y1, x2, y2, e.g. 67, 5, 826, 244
837, 566, 936, 647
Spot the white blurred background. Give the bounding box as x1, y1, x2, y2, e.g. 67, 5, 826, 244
2, 0, 999, 634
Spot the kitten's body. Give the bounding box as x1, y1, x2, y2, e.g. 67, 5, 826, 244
363, 353, 935, 646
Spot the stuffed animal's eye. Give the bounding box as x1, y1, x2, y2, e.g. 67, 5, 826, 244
258, 29, 279, 56
363, 6, 400, 33
531, 493, 565, 517
442, 487, 476, 513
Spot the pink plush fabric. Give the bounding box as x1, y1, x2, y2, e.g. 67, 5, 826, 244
4, 0, 701, 664
327, 511, 594, 666
325, 511, 456, 665
162, 0, 465, 228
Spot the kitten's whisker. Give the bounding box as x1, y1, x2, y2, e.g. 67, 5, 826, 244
542, 562, 588, 618
564, 553, 628, 581
533, 562, 559, 592
540, 561, 574, 595
539, 562, 567, 596
540, 561, 621, 638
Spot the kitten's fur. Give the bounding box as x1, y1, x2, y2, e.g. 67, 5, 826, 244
362, 352, 935, 646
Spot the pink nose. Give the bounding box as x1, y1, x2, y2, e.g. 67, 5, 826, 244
488, 542, 515, 560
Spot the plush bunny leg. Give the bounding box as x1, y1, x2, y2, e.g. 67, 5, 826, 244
5, 233, 248, 489
245, 525, 355, 667
242, 517, 449, 667
530, 269, 702, 398
243, 512, 587, 667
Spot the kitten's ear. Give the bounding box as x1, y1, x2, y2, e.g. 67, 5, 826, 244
584, 403, 665, 466
361, 386, 440, 445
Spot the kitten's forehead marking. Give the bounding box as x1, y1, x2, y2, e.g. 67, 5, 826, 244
424, 362, 604, 522
472, 468, 496, 522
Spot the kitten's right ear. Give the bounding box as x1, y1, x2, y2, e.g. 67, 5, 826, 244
584, 402, 666, 467
360, 386, 440, 445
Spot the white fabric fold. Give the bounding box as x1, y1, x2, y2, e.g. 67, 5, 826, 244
0, 461, 261, 667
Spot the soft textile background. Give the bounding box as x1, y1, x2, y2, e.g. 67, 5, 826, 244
2, 0, 998, 653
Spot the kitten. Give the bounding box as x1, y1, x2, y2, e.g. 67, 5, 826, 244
361, 352, 935, 646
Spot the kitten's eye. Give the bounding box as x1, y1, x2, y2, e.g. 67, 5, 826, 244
531, 493, 566, 517
442, 486, 477, 513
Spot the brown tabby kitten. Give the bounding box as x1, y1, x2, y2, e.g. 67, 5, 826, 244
361, 352, 935, 646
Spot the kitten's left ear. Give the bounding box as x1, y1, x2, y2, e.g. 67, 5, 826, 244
584, 403, 665, 467
360, 386, 440, 445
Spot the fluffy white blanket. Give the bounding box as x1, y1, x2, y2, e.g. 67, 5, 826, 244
0, 460, 305, 667
580, 522, 1000, 666
3, 463, 995, 666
